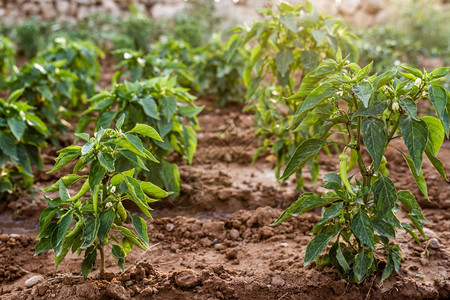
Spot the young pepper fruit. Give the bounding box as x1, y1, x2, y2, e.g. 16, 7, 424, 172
339, 148, 356, 197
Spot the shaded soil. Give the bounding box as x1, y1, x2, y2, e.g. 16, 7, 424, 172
1, 61, 450, 299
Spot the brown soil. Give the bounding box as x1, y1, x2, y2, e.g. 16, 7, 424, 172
1, 63, 450, 299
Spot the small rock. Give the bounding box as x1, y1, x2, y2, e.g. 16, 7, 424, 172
25, 275, 44, 288
428, 238, 440, 249
166, 223, 174, 232
0, 234, 9, 242
174, 270, 200, 288
223, 153, 232, 162
271, 275, 285, 287
218, 189, 232, 201
105, 283, 129, 300
229, 229, 240, 240
226, 249, 238, 260
214, 243, 225, 251
10, 233, 19, 238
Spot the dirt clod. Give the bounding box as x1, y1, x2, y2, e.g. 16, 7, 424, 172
174, 269, 200, 288
75, 282, 100, 300
105, 282, 129, 300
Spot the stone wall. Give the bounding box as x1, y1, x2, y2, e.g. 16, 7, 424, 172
0, 0, 442, 28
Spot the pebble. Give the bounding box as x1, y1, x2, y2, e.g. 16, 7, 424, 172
25, 275, 44, 288
10, 234, 19, 238
271, 275, 285, 287
229, 229, 240, 240
166, 223, 174, 232
174, 270, 200, 288
428, 238, 440, 249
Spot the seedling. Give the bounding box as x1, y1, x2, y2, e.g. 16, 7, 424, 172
272, 57, 449, 283
35, 119, 169, 279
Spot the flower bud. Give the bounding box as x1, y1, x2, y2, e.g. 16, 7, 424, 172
392, 102, 400, 112
105, 202, 113, 208
110, 186, 116, 193
414, 78, 422, 87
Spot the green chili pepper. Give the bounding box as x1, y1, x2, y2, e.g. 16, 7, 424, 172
67, 180, 90, 202
339, 148, 356, 197
66, 218, 83, 238
346, 148, 358, 172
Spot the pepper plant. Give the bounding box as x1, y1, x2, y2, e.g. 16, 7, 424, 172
79, 77, 203, 197
193, 34, 248, 106
7, 59, 78, 142
0, 89, 48, 201
230, 1, 359, 188
272, 56, 449, 283
35, 119, 169, 279
38, 37, 105, 108
0, 36, 15, 80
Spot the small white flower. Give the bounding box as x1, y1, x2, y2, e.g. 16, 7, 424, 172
414, 78, 422, 87
336, 91, 343, 97
124, 52, 132, 60
105, 202, 113, 208
110, 186, 116, 193
392, 102, 400, 112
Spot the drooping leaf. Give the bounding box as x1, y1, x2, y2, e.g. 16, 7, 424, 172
80, 217, 99, 249
89, 160, 106, 190
428, 84, 449, 137
361, 118, 387, 173
182, 125, 197, 164
421, 116, 444, 155
280, 139, 326, 180
354, 250, 371, 283
98, 208, 115, 242
98, 151, 115, 172
293, 84, 336, 123
304, 225, 339, 266
399, 98, 418, 120
398, 115, 428, 175
398, 151, 429, 201
7, 118, 26, 140
351, 210, 375, 251
372, 175, 397, 213
131, 215, 149, 247
81, 246, 97, 279
272, 193, 329, 225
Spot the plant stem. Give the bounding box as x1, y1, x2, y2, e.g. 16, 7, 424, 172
387, 113, 402, 141
99, 244, 105, 279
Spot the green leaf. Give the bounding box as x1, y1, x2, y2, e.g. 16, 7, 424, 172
424, 145, 448, 181
7, 118, 26, 140
354, 250, 371, 283
429, 67, 449, 79
34, 238, 52, 256
119, 150, 149, 171
304, 225, 339, 266
96, 111, 117, 131
129, 124, 163, 142
352, 210, 375, 251
373, 217, 396, 239
138, 96, 159, 120
352, 81, 373, 108
161, 161, 180, 197
293, 84, 336, 123
89, 160, 106, 190
98, 152, 115, 172
311, 202, 344, 234
372, 175, 397, 212
117, 225, 146, 249
428, 84, 449, 137
140, 181, 169, 198
111, 244, 126, 259
49, 148, 81, 173
311, 29, 326, 45
301, 50, 319, 73
421, 116, 444, 155
124, 176, 152, 218
361, 118, 387, 173
7, 88, 24, 102
75, 133, 90, 142
81, 217, 100, 249
131, 215, 149, 247
98, 208, 115, 242
115, 113, 126, 130
280, 139, 325, 180
178, 106, 204, 118
399, 115, 428, 175
399, 151, 429, 201
182, 125, 197, 164
275, 49, 294, 76
0, 132, 17, 160
58, 180, 71, 202
397, 190, 426, 222
381, 246, 401, 281
280, 13, 298, 32
399, 98, 418, 120
353, 101, 388, 117
335, 243, 350, 272
272, 193, 329, 225
111, 168, 135, 186
54, 212, 73, 255
81, 246, 97, 279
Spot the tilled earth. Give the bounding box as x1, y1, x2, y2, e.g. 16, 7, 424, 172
1, 58, 450, 299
